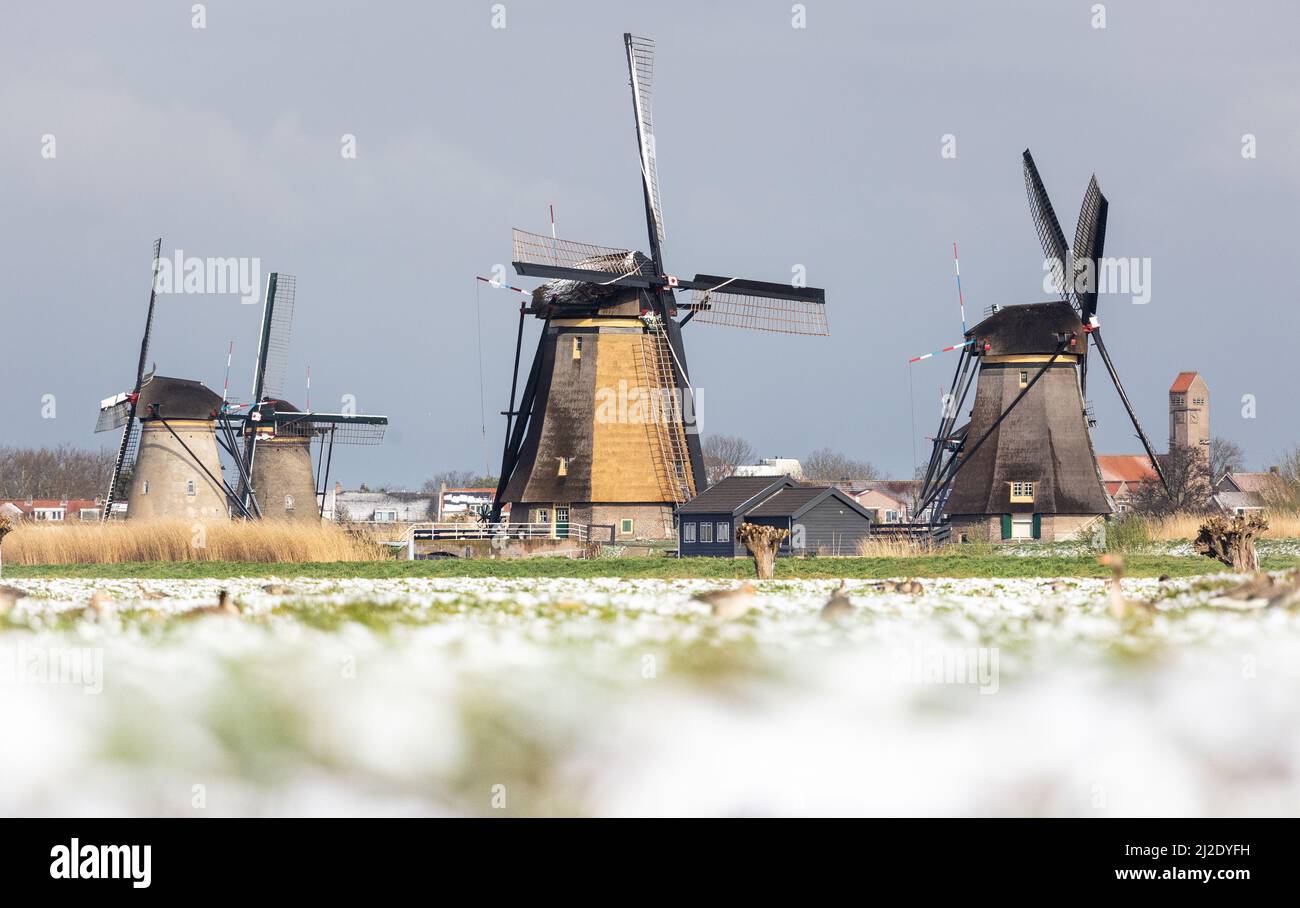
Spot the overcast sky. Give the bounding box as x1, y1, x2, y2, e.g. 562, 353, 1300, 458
2, 0, 1296, 488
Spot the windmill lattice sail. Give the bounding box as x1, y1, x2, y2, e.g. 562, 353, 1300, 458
626, 33, 665, 245
512, 229, 653, 283
688, 286, 829, 336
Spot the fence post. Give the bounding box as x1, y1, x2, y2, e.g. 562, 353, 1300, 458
407, 529, 415, 561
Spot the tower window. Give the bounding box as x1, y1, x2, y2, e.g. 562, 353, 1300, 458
285, 494, 295, 511
142, 480, 149, 494
186, 480, 196, 497
572, 337, 583, 360
1010, 481, 1035, 503
558, 457, 568, 476
1018, 370, 1029, 389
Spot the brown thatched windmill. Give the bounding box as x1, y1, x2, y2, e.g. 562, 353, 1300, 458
235, 273, 387, 521
489, 34, 828, 540
915, 150, 1169, 542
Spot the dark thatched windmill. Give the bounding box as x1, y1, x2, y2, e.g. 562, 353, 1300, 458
915, 150, 1170, 543
489, 33, 828, 540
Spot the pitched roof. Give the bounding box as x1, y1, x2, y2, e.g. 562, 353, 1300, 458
746, 486, 875, 521
1219, 471, 1287, 494
1169, 371, 1201, 393
676, 475, 794, 515
1096, 455, 1159, 483
1214, 491, 1266, 511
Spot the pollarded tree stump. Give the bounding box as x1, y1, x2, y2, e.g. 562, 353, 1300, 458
0, 513, 12, 579
736, 523, 789, 580
1194, 513, 1267, 573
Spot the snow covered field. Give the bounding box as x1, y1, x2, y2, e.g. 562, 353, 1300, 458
2, 575, 1298, 816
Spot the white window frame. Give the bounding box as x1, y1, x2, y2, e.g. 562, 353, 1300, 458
186, 479, 197, 497
620, 518, 634, 535
716, 521, 730, 543
1010, 514, 1034, 540
33, 508, 65, 521
701, 522, 714, 543
374, 509, 398, 523
683, 522, 696, 543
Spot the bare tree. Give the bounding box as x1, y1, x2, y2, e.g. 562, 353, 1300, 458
0, 445, 117, 499
1209, 436, 1245, 484
802, 447, 878, 483
702, 434, 755, 485
1130, 445, 1213, 516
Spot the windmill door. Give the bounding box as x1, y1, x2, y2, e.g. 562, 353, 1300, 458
555, 505, 570, 540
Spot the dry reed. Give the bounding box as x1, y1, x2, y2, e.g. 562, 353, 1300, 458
4, 519, 387, 565
1145, 511, 1300, 540
856, 536, 936, 558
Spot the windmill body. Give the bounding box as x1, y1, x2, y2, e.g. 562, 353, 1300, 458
944, 303, 1111, 542
492, 35, 828, 540
244, 399, 320, 521
124, 375, 228, 521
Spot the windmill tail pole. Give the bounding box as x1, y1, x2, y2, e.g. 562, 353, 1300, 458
1090, 329, 1171, 498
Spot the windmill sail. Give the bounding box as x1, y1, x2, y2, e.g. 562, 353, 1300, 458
512, 229, 655, 286
1072, 176, 1109, 319
101, 237, 164, 520
1022, 149, 1072, 304
251, 272, 297, 403
625, 33, 665, 249
685, 276, 828, 335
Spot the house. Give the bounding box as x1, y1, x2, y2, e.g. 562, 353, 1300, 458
675, 475, 875, 557
1214, 470, 1288, 515
843, 479, 920, 523
0, 499, 103, 522
1095, 455, 1160, 513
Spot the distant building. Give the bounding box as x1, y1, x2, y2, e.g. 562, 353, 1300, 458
1095, 455, 1159, 513
436, 486, 495, 521
1214, 470, 1287, 515
1169, 371, 1209, 460
732, 457, 804, 480
0, 499, 104, 522
843, 480, 920, 523
323, 486, 435, 524
675, 475, 874, 558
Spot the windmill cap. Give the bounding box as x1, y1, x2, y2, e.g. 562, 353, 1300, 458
136, 375, 224, 420
970, 301, 1084, 357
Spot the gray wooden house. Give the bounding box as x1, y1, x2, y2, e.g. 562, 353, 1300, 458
676, 475, 874, 557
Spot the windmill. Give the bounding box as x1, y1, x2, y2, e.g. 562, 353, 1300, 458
95, 239, 243, 521
914, 149, 1169, 542
489, 33, 828, 540
235, 273, 388, 520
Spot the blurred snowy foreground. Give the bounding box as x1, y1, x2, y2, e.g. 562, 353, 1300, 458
1, 574, 1298, 816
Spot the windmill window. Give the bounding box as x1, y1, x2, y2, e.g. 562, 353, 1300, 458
558, 457, 568, 476
186, 480, 197, 497
284, 494, 295, 511
1018, 370, 1029, 389
142, 480, 149, 495
700, 522, 713, 543
684, 522, 696, 543
620, 518, 634, 535
1010, 481, 1035, 503
572, 337, 583, 360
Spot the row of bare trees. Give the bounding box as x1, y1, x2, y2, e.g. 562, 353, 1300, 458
701, 434, 877, 485
0, 445, 117, 500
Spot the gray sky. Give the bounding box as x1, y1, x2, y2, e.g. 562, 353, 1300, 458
2, 0, 1296, 488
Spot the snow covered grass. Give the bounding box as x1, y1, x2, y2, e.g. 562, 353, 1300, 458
2, 573, 1299, 817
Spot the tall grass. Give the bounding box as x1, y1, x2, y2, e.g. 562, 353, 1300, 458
1144, 511, 1300, 540
2, 519, 387, 565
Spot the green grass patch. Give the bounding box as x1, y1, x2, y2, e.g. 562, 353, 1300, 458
9, 551, 1297, 580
